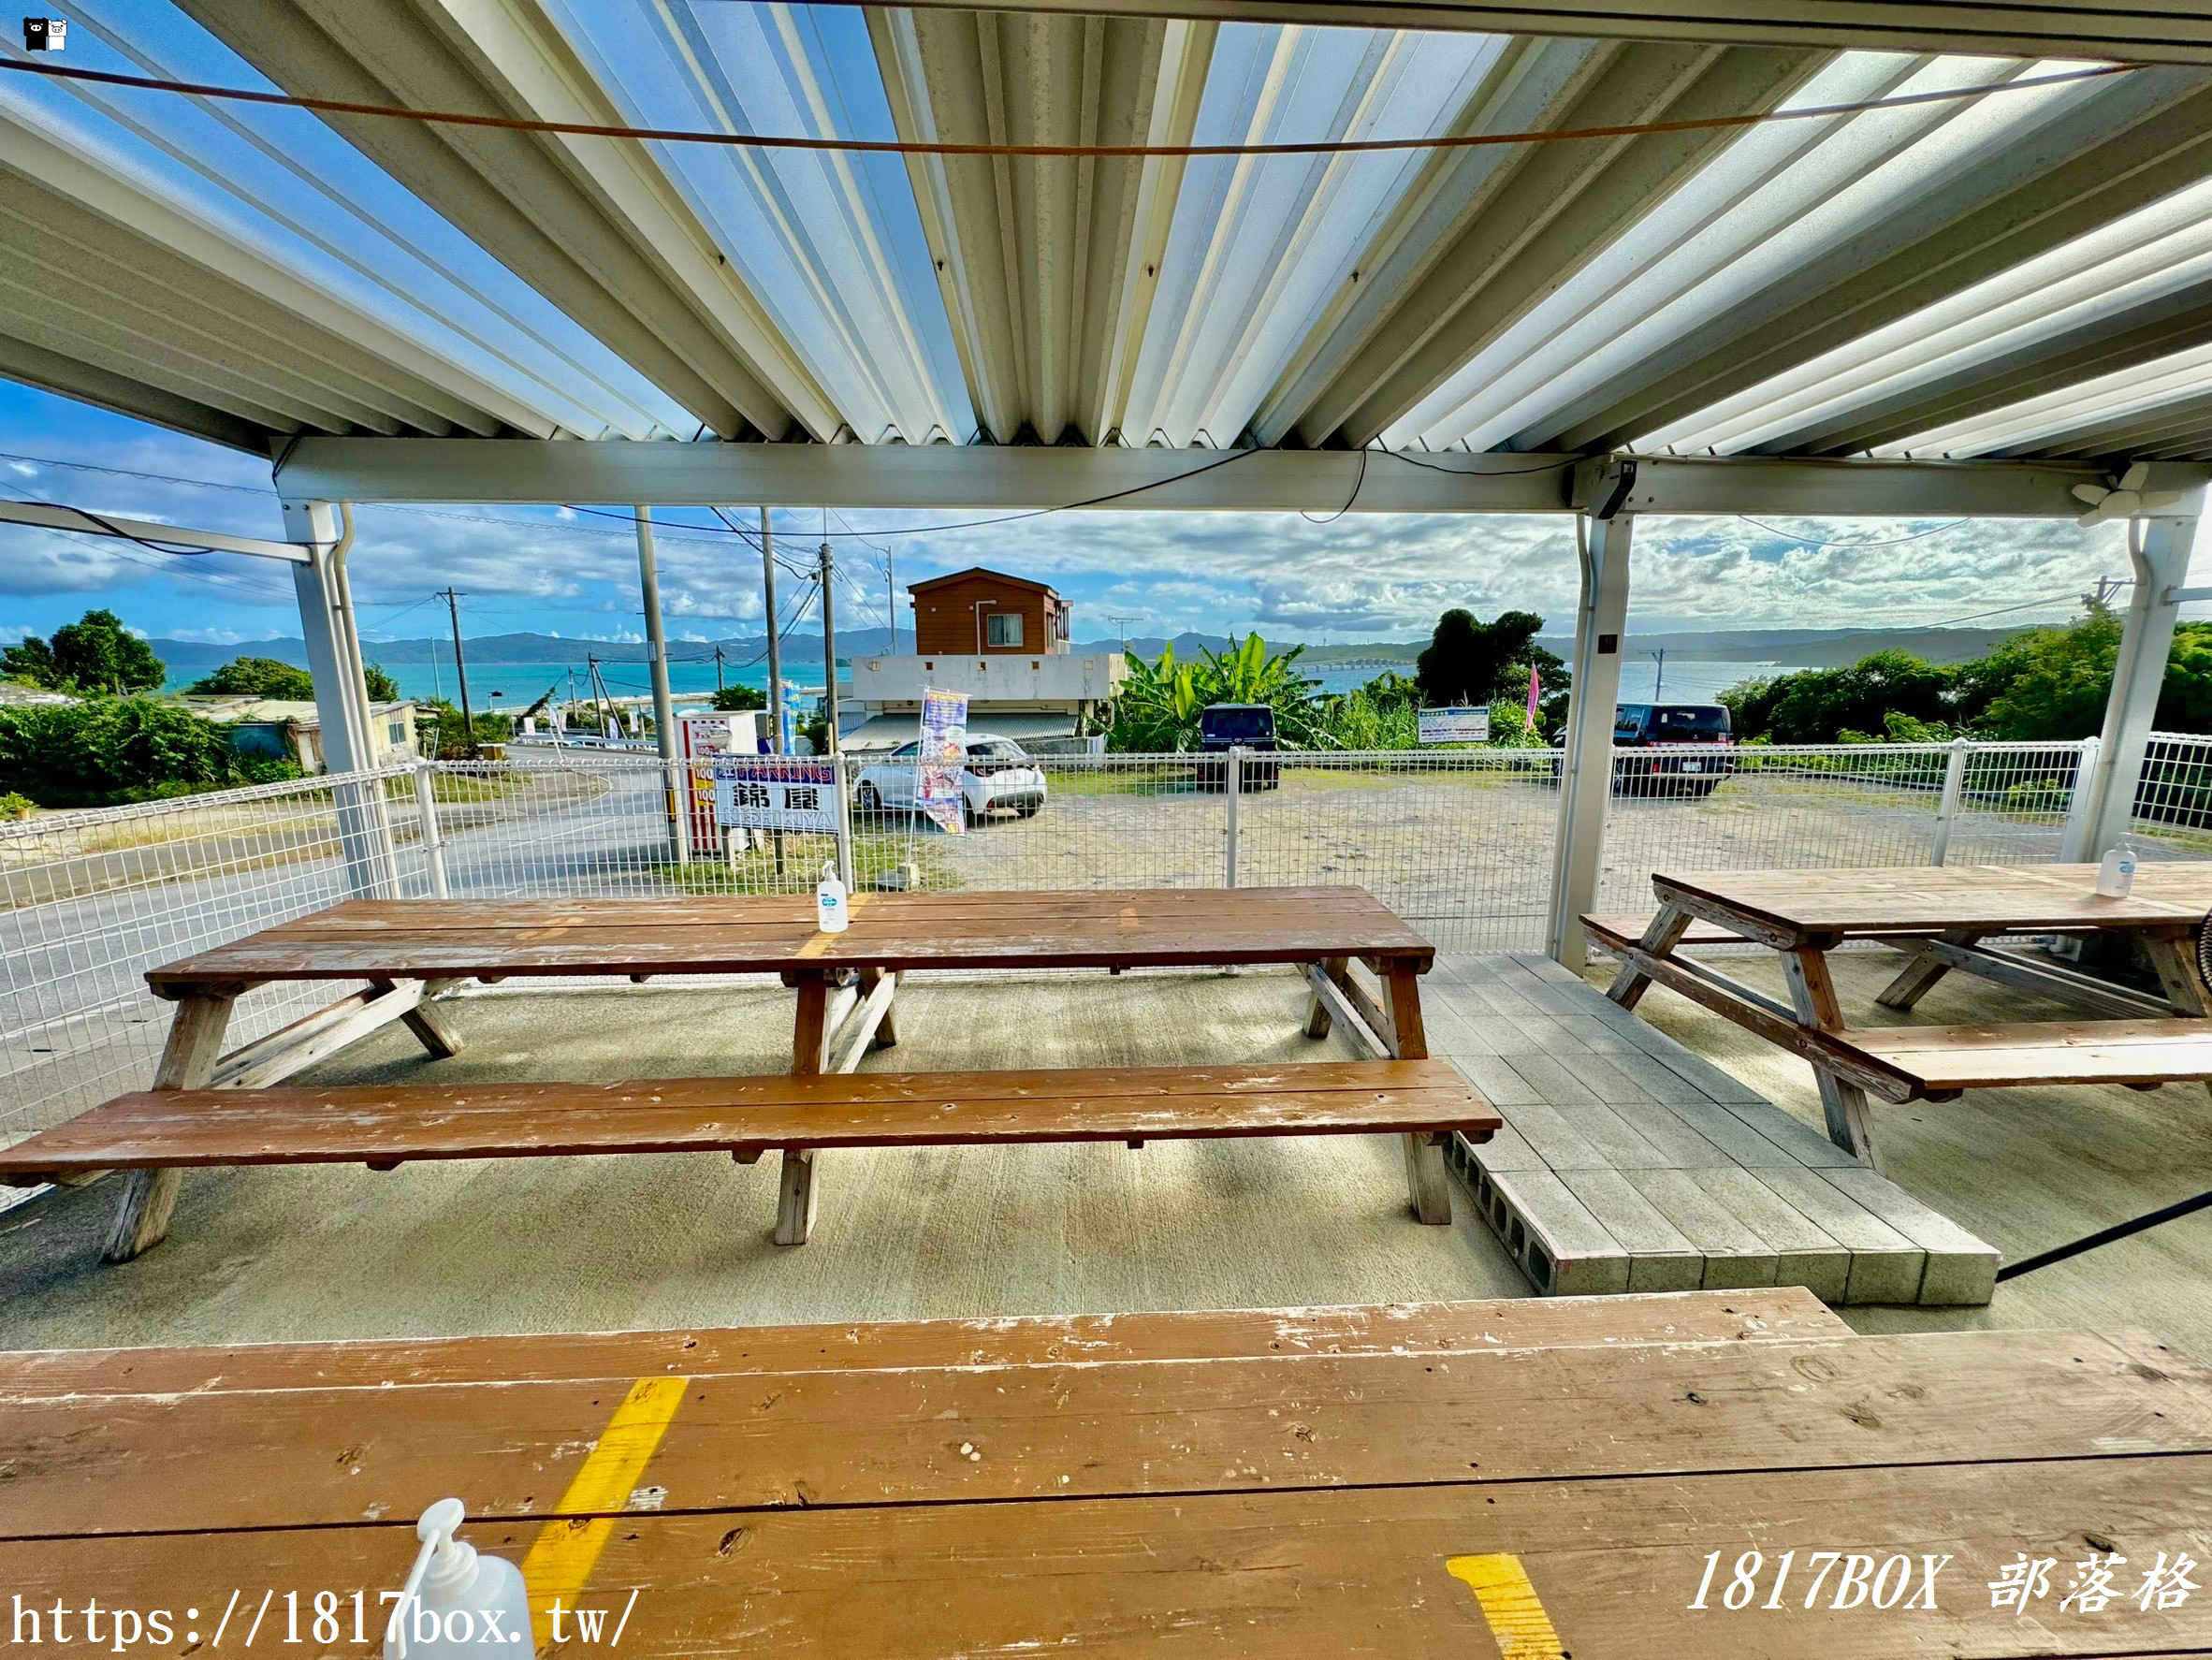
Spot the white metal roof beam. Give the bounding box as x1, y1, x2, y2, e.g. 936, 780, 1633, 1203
0, 103, 552, 438
0, 332, 269, 451
868, 7, 1213, 444
1755, 282, 2212, 456
172, 0, 836, 442
274, 436, 2210, 516
2002, 392, 2212, 459
865, 1, 2212, 66
1526, 66, 2212, 451
1269, 41, 1823, 449
0, 500, 308, 561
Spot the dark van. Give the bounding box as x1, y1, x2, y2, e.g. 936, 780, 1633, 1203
1612, 703, 1735, 796
1195, 703, 1282, 790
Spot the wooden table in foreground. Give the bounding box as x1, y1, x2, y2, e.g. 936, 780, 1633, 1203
6, 1288, 2212, 1658
113, 887, 1438, 1255
1594, 863, 2212, 1167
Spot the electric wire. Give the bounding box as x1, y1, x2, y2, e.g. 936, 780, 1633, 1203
0, 56, 2135, 160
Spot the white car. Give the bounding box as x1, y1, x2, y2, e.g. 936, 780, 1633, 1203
853, 734, 1047, 825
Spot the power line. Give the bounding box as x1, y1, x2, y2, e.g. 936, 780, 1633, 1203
1738, 515, 1972, 548
0, 55, 2134, 160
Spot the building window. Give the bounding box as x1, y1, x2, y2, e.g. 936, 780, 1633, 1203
387, 721, 405, 745
986, 612, 1024, 648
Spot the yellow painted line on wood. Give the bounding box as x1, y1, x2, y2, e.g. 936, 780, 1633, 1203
1445, 1553, 1565, 1659
520, 1376, 689, 1642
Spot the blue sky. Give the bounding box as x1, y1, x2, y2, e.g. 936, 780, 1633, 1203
0, 377, 2154, 651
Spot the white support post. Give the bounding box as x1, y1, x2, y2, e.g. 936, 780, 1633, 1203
1929, 736, 1969, 866
635, 505, 689, 866
2080, 516, 2202, 860
283, 498, 396, 897
833, 752, 856, 892
1548, 511, 1632, 967
413, 761, 450, 899
1224, 745, 1244, 889
2059, 735, 2103, 862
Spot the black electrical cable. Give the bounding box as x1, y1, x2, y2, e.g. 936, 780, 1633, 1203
1997, 1189, 2212, 1282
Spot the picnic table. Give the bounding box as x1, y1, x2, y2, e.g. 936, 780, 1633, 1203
1589, 863, 2212, 1166
6, 1288, 2212, 1657
38, 886, 1466, 1260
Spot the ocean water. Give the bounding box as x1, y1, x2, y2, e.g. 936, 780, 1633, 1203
243, 654, 1782, 709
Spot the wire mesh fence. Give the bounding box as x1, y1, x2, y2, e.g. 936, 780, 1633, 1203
0, 767, 429, 1156
0, 734, 2174, 1175
1592, 740, 2090, 916
2132, 732, 2212, 858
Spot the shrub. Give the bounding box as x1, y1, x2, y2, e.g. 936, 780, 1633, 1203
0, 697, 267, 808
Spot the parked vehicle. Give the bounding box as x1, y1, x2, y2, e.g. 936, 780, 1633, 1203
1611, 702, 1736, 796
853, 733, 1047, 825
1194, 703, 1282, 791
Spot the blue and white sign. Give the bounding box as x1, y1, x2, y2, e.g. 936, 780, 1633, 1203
1417, 706, 1491, 746
713, 756, 839, 832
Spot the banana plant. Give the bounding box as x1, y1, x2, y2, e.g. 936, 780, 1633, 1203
1108, 634, 1328, 750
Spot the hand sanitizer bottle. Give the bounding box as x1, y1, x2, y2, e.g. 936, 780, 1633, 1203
384, 1499, 533, 1660
2096, 841, 2139, 897
816, 860, 849, 932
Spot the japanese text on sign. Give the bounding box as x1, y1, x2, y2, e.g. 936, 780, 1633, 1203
713, 757, 837, 832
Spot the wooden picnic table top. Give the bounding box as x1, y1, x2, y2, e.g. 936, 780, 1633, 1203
4, 1296, 2209, 1657
1652, 861, 2212, 944
143, 885, 1433, 992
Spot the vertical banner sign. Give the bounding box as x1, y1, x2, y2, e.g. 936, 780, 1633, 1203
917, 688, 970, 835
1525, 665, 1541, 732
680, 711, 759, 850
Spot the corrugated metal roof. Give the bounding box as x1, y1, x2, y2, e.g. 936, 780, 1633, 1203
13, 2, 2212, 464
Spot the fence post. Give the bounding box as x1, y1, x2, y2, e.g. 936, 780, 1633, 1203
1928, 737, 1970, 866
413, 761, 450, 900
833, 751, 856, 891
1223, 746, 1244, 889
2059, 735, 2103, 862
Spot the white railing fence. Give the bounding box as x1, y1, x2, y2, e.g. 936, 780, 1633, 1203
7, 735, 2208, 1167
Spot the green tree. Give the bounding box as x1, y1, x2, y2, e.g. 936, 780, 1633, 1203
1, 610, 165, 694
712, 684, 767, 712
1721, 648, 1952, 743
0, 634, 59, 689
190, 655, 315, 699
1414, 608, 1546, 707
50, 609, 166, 694
364, 663, 402, 702
1964, 608, 2212, 739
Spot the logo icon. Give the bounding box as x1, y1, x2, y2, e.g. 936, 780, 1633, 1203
22, 17, 65, 50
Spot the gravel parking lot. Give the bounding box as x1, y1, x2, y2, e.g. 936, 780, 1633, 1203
886, 761, 2123, 953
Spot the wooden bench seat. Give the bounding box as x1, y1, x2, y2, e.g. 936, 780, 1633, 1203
1582, 912, 1937, 953
1582, 912, 1747, 951
1836, 1018, 2212, 1098
0, 1060, 1497, 1245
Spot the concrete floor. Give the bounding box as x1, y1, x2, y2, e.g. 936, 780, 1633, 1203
4, 954, 2208, 1357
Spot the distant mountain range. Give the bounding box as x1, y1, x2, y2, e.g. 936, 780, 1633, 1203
147, 624, 2034, 677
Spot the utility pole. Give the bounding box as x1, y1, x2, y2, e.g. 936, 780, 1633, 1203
634, 505, 686, 861
439, 587, 473, 754
1650, 647, 1666, 702
762, 507, 784, 755
885, 544, 897, 655
819, 537, 839, 755
714, 643, 726, 693
1109, 613, 1137, 649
